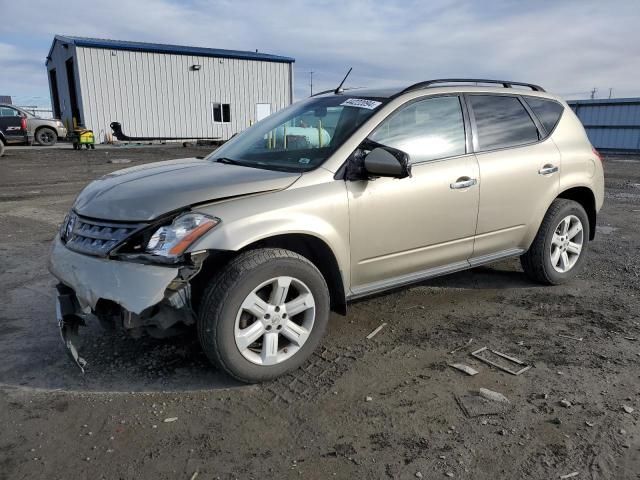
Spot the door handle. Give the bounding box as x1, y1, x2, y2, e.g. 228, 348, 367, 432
450, 177, 477, 189
538, 164, 559, 175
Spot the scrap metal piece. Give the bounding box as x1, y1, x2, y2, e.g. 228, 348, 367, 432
57, 313, 87, 373
449, 363, 479, 376
366, 322, 387, 340
559, 334, 583, 342
471, 347, 532, 376
454, 392, 512, 418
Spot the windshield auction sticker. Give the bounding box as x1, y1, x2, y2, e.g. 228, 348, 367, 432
340, 98, 382, 110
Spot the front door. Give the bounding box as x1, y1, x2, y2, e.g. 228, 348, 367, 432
347, 95, 480, 293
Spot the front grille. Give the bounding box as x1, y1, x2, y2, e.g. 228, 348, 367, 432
64, 214, 146, 257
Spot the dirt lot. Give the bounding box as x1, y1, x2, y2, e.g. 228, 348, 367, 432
0, 144, 638, 480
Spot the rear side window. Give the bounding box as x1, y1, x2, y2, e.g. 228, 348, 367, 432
369, 96, 466, 163
469, 95, 539, 151
523, 97, 564, 135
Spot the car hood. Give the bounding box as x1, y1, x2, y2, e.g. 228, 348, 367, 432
73, 157, 301, 221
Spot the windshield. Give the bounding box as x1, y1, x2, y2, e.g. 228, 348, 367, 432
207, 96, 384, 172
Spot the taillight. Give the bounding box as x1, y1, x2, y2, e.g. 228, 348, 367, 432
20, 117, 27, 131
592, 146, 603, 163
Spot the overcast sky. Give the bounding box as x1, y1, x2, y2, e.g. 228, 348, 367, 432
1, 0, 639, 108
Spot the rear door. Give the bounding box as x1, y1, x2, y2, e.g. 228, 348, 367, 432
467, 94, 561, 258
0, 106, 27, 144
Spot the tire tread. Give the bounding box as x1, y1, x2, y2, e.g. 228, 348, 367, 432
521, 199, 587, 285
197, 248, 325, 383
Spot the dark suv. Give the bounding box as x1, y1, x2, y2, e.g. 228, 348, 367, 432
0, 105, 30, 156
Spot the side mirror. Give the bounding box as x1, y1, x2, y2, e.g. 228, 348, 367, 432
364, 147, 411, 179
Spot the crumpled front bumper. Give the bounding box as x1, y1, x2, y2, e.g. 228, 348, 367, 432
48, 235, 180, 315
49, 235, 183, 372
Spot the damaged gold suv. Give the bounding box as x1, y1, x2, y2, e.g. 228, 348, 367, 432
49, 79, 604, 382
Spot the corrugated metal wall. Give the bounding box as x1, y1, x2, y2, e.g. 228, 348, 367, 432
73, 47, 292, 142
568, 98, 640, 153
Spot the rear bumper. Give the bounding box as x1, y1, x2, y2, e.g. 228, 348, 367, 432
48, 235, 180, 315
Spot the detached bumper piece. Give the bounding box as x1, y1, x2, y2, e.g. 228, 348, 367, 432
56, 284, 88, 373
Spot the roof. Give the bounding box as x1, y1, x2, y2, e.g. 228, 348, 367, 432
316, 83, 553, 100
567, 97, 640, 106
46, 35, 295, 64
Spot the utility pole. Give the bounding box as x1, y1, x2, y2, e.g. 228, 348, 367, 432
309, 71, 314, 96
608, 88, 613, 99
590, 87, 597, 99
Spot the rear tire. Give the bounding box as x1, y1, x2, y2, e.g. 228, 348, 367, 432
521, 199, 590, 285
0, 140, 4, 157
36, 127, 57, 146
198, 248, 330, 383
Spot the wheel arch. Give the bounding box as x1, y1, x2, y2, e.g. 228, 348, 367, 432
556, 186, 597, 240
242, 234, 347, 315
192, 233, 347, 316
35, 124, 56, 135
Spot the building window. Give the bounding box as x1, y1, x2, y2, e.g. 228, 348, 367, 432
212, 103, 231, 123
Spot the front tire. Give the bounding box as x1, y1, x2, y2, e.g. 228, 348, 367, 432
521, 199, 590, 285
0, 140, 4, 157
198, 248, 330, 383
36, 127, 58, 146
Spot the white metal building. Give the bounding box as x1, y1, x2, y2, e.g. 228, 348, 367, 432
45, 35, 295, 141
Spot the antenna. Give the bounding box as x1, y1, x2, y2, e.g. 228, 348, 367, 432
309, 70, 314, 96
334, 67, 353, 94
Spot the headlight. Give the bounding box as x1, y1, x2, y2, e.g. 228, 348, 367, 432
145, 213, 219, 258
56, 120, 64, 127
60, 212, 77, 242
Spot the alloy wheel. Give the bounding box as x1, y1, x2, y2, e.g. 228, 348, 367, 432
234, 276, 315, 366
550, 214, 584, 273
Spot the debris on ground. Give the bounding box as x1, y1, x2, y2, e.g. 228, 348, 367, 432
415, 472, 423, 479
449, 338, 473, 354
585, 421, 595, 427
479, 388, 510, 404
163, 417, 178, 423
559, 472, 579, 479
622, 405, 634, 414
365, 396, 373, 402
471, 347, 532, 375
366, 323, 387, 340
107, 158, 132, 164
560, 399, 572, 408
455, 389, 512, 418
449, 363, 479, 376
558, 334, 583, 342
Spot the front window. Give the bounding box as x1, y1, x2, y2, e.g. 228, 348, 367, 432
208, 96, 383, 172
369, 96, 467, 163
0, 106, 20, 117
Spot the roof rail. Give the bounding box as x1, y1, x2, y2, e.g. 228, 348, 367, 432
395, 78, 545, 97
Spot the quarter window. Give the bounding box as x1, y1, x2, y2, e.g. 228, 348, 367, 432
523, 97, 564, 135
212, 103, 231, 123
469, 95, 539, 151
370, 96, 466, 163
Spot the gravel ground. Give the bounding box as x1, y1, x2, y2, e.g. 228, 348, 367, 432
0, 144, 638, 480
